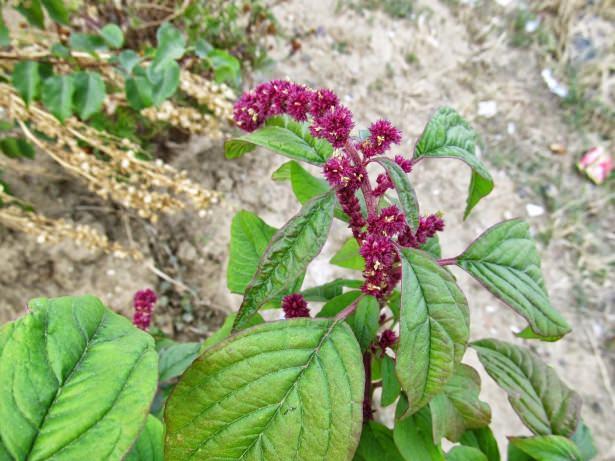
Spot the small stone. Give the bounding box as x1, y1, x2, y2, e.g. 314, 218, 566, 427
526, 203, 545, 217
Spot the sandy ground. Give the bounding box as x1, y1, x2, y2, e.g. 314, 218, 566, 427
0, 0, 613, 457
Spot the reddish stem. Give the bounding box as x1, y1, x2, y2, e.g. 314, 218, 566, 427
345, 140, 377, 216
335, 295, 364, 320
438, 257, 457, 266
362, 351, 373, 421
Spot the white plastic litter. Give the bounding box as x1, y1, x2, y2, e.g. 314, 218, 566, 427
478, 100, 497, 118
526, 203, 545, 217
541, 69, 568, 98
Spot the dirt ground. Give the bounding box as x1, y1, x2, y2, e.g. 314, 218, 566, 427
0, 0, 613, 457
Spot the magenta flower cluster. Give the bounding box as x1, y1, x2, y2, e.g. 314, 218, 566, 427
233, 80, 445, 300
282, 293, 310, 318
132, 288, 157, 330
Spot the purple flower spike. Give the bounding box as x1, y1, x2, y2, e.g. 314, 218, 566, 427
311, 106, 354, 148
132, 288, 157, 330
359, 119, 402, 158
282, 293, 310, 318
310, 88, 339, 118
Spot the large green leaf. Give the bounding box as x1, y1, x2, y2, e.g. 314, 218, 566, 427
12, 61, 41, 106
422, 235, 442, 259
460, 428, 500, 461
394, 398, 445, 461
457, 219, 570, 340
164, 318, 364, 460
331, 238, 365, 271
0, 14, 9, 47
41, 74, 74, 122
396, 248, 470, 416
125, 415, 164, 461
234, 191, 335, 330
414, 107, 493, 218
346, 295, 379, 351
0, 296, 158, 460
446, 446, 488, 461
225, 115, 334, 165
430, 364, 491, 442
158, 341, 201, 382
354, 421, 404, 461
73, 71, 106, 120
227, 210, 276, 294
206, 49, 241, 84
509, 436, 582, 461
374, 157, 419, 228
472, 339, 581, 436
381, 355, 401, 407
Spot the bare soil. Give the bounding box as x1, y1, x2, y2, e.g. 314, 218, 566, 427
0, 0, 613, 457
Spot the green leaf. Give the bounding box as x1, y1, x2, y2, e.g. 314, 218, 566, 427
41, 74, 75, 122
396, 248, 470, 416
125, 415, 164, 461
421, 235, 442, 258
200, 313, 264, 352
287, 160, 331, 203
0, 137, 35, 159
347, 295, 379, 351
158, 341, 201, 382
570, 421, 597, 461
0, 14, 10, 47
100, 24, 123, 48
414, 107, 493, 218
430, 364, 491, 442
317, 290, 362, 318
194, 38, 213, 58
234, 191, 335, 330
374, 157, 419, 228
164, 318, 364, 461
227, 210, 277, 294
125, 76, 154, 110
50, 43, 70, 58
472, 339, 581, 436
331, 238, 365, 271
41, 0, 69, 24
457, 219, 570, 340
0, 295, 158, 460
73, 71, 105, 120
394, 398, 445, 461
152, 22, 185, 72
381, 355, 401, 407
206, 49, 240, 84
509, 436, 582, 461
149, 60, 180, 105
354, 421, 404, 461
460, 428, 500, 461
118, 50, 141, 75
12, 61, 40, 105
16, 0, 45, 28
446, 446, 488, 461
301, 279, 362, 302
225, 115, 334, 165
69, 32, 107, 53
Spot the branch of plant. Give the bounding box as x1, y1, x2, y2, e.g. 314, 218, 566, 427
335, 294, 365, 320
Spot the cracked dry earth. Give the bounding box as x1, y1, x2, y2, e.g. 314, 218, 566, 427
0, 0, 612, 457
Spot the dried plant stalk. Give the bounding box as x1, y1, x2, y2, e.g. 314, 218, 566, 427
0, 194, 142, 260
0, 83, 219, 222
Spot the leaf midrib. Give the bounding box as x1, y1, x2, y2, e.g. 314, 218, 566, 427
235, 320, 340, 461
25, 309, 107, 458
